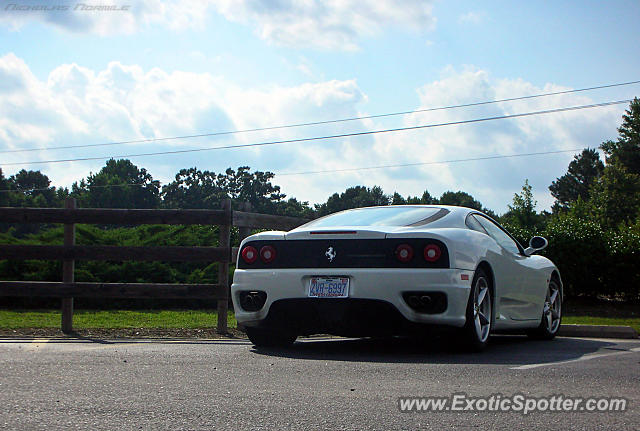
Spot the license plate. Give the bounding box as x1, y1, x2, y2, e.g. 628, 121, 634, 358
308, 277, 349, 298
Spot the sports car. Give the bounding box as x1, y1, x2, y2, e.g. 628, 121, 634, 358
231, 205, 562, 351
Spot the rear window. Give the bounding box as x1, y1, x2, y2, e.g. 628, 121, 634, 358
303, 206, 449, 228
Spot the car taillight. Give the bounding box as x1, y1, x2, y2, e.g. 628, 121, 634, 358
241, 246, 258, 264
423, 244, 441, 262
260, 245, 277, 263
395, 244, 414, 263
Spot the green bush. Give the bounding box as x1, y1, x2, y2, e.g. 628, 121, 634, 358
505, 214, 639, 300
542, 215, 609, 297
604, 228, 640, 300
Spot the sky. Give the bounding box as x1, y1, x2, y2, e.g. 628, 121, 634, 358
0, 0, 639, 213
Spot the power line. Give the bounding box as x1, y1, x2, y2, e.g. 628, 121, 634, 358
0, 99, 630, 167
1, 79, 638, 155
277, 148, 584, 176
0, 148, 586, 193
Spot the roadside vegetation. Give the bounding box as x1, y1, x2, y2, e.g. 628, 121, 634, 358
0, 309, 236, 329
562, 317, 640, 333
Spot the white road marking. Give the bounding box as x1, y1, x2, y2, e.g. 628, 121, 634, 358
511, 346, 640, 370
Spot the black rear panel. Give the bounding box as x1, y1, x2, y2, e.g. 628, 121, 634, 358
237, 238, 449, 269
249, 298, 456, 336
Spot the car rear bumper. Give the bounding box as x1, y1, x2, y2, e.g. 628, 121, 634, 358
231, 268, 474, 334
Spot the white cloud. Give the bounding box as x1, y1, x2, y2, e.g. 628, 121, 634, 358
354, 67, 622, 212
271, 67, 624, 212
211, 0, 437, 50
0, 0, 436, 44
0, 55, 626, 213
0, 53, 369, 192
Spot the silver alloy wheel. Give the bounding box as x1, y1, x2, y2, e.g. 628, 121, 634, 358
544, 280, 562, 333
473, 276, 491, 342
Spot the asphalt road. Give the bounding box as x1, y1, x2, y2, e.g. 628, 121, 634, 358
1, 335, 639, 430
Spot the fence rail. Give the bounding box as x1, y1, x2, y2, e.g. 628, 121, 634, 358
0, 282, 225, 299
0, 198, 308, 333
0, 207, 230, 225
0, 245, 230, 262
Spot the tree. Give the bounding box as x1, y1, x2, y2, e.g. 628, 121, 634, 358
315, 185, 389, 216
438, 191, 483, 210
588, 164, 640, 228
503, 179, 541, 230
420, 190, 437, 204
600, 98, 640, 175
215, 166, 286, 214
0, 168, 9, 207
391, 192, 406, 205
162, 168, 226, 209
72, 159, 160, 209
162, 166, 289, 213
404, 189, 436, 204
7, 169, 60, 207
274, 197, 315, 218
549, 148, 604, 211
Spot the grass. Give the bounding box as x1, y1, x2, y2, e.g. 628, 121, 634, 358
0, 309, 236, 329
0, 306, 638, 335
562, 316, 640, 333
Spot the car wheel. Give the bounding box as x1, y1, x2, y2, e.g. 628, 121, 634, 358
245, 327, 297, 348
528, 278, 562, 340
461, 268, 492, 352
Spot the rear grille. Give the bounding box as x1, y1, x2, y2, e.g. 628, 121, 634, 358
237, 239, 449, 269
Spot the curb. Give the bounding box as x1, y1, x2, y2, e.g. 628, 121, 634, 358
559, 324, 639, 339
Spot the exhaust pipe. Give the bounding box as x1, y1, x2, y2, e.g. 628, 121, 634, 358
420, 295, 432, 306
402, 291, 447, 314
239, 291, 267, 312
407, 295, 421, 308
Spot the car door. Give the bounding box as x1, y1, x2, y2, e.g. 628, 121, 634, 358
471, 215, 540, 321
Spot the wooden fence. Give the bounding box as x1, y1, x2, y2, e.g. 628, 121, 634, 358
0, 198, 308, 333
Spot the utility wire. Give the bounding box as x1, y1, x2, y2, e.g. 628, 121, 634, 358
277, 148, 584, 176
1, 80, 638, 155
0, 148, 585, 193
0, 99, 630, 167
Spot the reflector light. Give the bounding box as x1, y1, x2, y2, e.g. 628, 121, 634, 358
260, 245, 277, 263
423, 244, 442, 262
241, 246, 258, 264
395, 244, 414, 263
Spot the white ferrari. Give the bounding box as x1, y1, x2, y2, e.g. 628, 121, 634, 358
231, 205, 562, 351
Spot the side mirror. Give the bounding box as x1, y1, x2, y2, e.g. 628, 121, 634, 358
524, 236, 548, 256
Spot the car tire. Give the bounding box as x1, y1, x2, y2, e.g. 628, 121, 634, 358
245, 327, 297, 348
460, 268, 492, 352
527, 278, 562, 340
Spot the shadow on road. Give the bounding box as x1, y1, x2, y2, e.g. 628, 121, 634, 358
251, 335, 617, 365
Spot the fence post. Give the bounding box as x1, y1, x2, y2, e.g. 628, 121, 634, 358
217, 198, 231, 334
239, 201, 252, 241
61, 197, 76, 333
